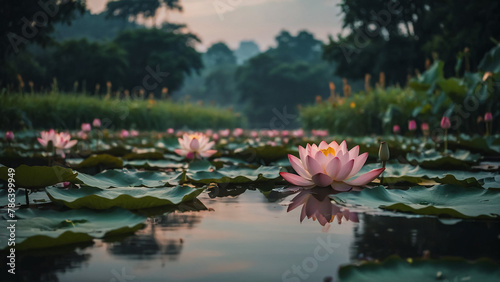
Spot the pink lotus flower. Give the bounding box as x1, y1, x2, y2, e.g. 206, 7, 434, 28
441, 116, 451, 129
292, 129, 304, 138
393, 125, 400, 133
77, 131, 88, 140
130, 130, 139, 137
280, 141, 385, 191
233, 128, 244, 137
175, 133, 217, 159
120, 130, 129, 138
5, 131, 14, 142
408, 120, 417, 131
250, 131, 259, 138
38, 130, 77, 158
81, 123, 91, 132
485, 112, 493, 122
312, 129, 328, 137
287, 187, 358, 226
212, 133, 219, 141
219, 129, 230, 137
421, 123, 429, 131
281, 130, 289, 137
167, 128, 174, 134
92, 118, 101, 128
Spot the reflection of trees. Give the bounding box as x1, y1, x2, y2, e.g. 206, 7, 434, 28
107, 211, 202, 262
0, 242, 93, 282
352, 214, 500, 261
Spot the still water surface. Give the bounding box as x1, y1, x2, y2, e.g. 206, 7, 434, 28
6, 188, 500, 281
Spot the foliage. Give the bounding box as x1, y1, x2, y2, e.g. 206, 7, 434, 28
0, 93, 244, 130
323, 0, 500, 85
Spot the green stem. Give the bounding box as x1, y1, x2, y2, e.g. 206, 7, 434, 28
444, 129, 448, 154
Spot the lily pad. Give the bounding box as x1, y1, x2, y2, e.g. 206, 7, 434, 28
0, 165, 77, 188
46, 185, 204, 210
75, 169, 181, 188
0, 208, 145, 250
406, 149, 481, 170
332, 185, 500, 219
72, 154, 123, 169
187, 166, 282, 184
339, 256, 500, 282
123, 159, 184, 169
362, 163, 497, 187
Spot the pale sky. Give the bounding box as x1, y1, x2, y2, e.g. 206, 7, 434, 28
87, 0, 344, 51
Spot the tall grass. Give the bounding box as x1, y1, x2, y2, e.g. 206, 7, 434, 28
0, 92, 245, 130
300, 87, 425, 136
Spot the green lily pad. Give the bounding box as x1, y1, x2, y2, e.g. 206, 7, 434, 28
187, 166, 282, 184
339, 256, 500, 282
332, 185, 500, 219
406, 149, 480, 170
75, 169, 182, 188
187, 159, 215, 172
0, 189, 51, 206
0, 165, 77, 188
46, 185, 204, 210
72, 154, 123, 169
122, 152, 165, 160
0, 208, 145, 250
123, 159, 184, 169
233, 145, 297, 164
362, 163, 497, 187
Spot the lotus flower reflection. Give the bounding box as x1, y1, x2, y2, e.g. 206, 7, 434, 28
175, 133, 217, 159
280, 141, 385, 191
287, 187, 358, 226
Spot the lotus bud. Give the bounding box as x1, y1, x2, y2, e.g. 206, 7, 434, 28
485, 112, 493, 122
379, 142, 390, 162
393, 125, 400, 134
93, 118, 101, 128
440, 116, 451, 129
5, 131, 14, 142
408, 120, 417, 131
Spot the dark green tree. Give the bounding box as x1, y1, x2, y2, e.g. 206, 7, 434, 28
204, 42, 236, 68
43, 39, 129, 92
1, 0, 85, 86
106, 0, 182, 22
113, 28, 203, 94
323, 0, 500, 85
236, 31, 334, 126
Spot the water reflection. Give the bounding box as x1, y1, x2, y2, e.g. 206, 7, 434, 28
107, 211, 203, 262
352, 214, 500, 262
287, 187, 358, 226
0, 242, 93, 282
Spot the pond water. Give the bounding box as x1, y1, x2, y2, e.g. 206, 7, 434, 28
5, 188, 500, 282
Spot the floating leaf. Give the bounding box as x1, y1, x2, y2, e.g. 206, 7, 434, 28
339, 256, 500, 282
0, 189, 51, 206
362, 163, 496, 187
332, 185, 500, 219
406, 149, 480, 170
122, 152, 165, 160
75, 169, 181, 188
46, 185, 204, 210
0, 165, 77, 188
72, 154, 123, 169
123, 159, 184, 169
187, 166, 282, 184
0, 208, 145, 250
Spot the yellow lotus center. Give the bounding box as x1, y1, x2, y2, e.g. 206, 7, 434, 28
189, 135, 200, 139
320, 147, 336, 156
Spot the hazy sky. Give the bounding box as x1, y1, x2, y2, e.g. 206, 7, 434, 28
87, 0, 344, 51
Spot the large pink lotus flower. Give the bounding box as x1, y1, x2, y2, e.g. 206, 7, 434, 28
287, 187, 358, 226
175, 133, 217, 159
38, 129, 77, 158
233, 128, 244, 137
280, 141, 385, 191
